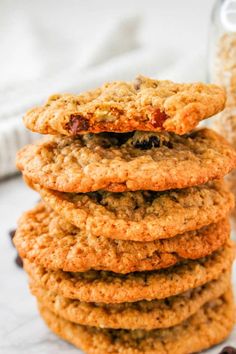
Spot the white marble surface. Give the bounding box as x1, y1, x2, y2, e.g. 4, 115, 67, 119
0, 176, 235, 354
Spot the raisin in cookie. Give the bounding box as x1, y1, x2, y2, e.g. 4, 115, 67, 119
23, 76, 226, 135
16, 129, 236, 193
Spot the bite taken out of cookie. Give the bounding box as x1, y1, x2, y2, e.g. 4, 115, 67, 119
23, 76, 226, 136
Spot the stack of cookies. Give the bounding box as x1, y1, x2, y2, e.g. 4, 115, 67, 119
15, 76, 236, 354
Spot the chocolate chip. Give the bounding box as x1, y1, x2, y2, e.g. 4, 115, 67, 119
15, 254, 23, 268
8, 229, 23, 268
67, 114, 90, 134
9, 229, 16, 238
9, 229, 16, 245
134, 136, 161, 150
219, 347, 236, 354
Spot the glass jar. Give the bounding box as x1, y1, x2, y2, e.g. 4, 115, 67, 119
209, 0, 236, 235
209, 0, 236, 89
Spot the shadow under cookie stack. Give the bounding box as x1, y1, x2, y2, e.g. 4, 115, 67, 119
15, 76, 236, 354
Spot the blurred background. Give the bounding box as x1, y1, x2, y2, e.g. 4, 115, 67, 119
0, 0, 215, 178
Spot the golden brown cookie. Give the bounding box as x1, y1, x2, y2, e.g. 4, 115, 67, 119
28, 179, 234, 241
23, 241, 234, 303
214, 33, 236, 106
14, 203, 230, 273
38, 290, 235, 354
23, 76, 226, 136
16, 129, 236, 193
30, 272, 230, 330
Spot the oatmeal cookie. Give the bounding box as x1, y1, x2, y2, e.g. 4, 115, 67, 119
16, 129, 236, 193
28, 179, 234, 241
23, 76, 226, 136
23, 241, 234, 303
30, 272, 230, 330
14, 203, 230, 273
38, 290, 234, 354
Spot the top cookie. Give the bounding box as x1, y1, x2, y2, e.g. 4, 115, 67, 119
23, 76, 226, 135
